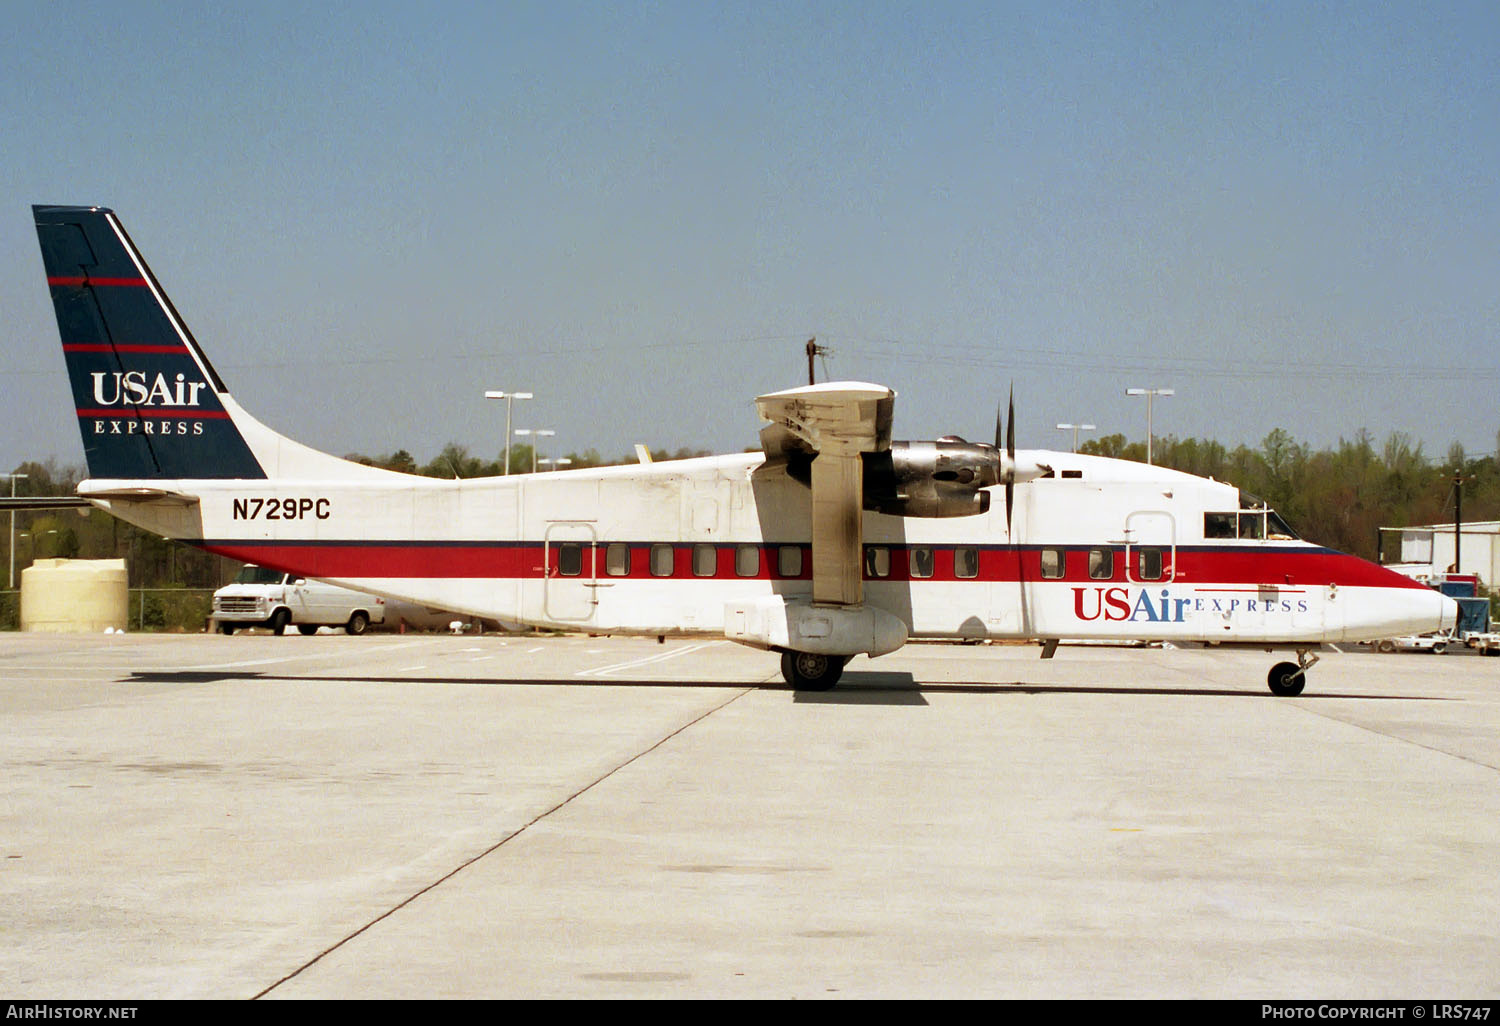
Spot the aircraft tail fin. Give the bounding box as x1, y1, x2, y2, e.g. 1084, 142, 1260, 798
33, 205, 267, 481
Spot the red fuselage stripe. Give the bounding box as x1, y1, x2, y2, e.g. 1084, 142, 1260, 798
196, 541, 1424, 590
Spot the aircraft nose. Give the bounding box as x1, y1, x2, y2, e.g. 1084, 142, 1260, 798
1439, 593, 1460, 633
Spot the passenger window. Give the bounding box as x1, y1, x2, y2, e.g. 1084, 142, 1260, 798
777, 545, 803, 578
955, 547, 979, 579
1088, 548, 1113, 580
735, 545, 760, 577
864, 546, 890, 578
693, 544, 717, 577
1040, 548, 1065, 579
1137, 548, 1164, 580
605, 543, 630, 577
1204, 513, 1236, 539
909, 546, 934, 579
649, 543, 674, 577
558, 543, 583, 577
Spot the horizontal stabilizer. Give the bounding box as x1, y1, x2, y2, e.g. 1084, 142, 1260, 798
0, 496, 94, 511
76, 485, 200, 505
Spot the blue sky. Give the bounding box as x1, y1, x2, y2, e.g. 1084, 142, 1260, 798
3, 0, 1497, 474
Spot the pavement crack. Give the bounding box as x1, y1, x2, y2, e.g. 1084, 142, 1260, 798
1297, 704, 1500, 775
251, 686, 753, 999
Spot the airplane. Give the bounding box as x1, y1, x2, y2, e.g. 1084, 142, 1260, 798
24, 204, 1456, 694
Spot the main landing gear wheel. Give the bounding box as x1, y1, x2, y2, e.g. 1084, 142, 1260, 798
780, 651, 847, 691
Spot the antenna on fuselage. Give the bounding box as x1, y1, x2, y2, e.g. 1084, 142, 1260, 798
805, 337, 831, 385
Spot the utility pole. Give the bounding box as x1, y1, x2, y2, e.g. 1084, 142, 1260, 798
1452, 471, 1471, 575
4, 472, 27, 590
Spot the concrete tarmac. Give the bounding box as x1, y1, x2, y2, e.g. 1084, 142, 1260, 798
1, 631, 1497, 999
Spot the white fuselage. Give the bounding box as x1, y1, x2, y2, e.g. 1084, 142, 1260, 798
84, 447, 1453, 650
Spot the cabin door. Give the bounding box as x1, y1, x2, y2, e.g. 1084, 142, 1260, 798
1124, 510, 1176, 584
544, 522, 598, 623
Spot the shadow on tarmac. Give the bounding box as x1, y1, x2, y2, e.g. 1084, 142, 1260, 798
123, 669, 1447, 705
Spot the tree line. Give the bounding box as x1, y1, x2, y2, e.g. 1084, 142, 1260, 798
3, 427, 1492, 595
1078, 429, 1497, 563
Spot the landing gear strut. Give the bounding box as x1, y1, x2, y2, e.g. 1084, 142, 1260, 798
1267, 649, 1319, 696
780, 651, 847, 691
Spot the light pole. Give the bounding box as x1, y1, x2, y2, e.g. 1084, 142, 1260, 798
513, 429, 555, 473
19, 529, 57, 560
484, 391, 533, 475
1055, 423, 1096, 453
1125, 388, 1174, 465
3, 472, 28, 590
537, 457, 573, 472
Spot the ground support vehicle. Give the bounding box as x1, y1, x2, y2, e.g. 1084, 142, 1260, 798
212, 565, 386, 635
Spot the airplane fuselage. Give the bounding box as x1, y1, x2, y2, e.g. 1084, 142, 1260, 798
84, 446, 1448, 648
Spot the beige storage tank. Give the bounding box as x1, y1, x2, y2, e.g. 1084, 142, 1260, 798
20, 558, 129, 633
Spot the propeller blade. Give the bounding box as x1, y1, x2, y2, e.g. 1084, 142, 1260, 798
1005, 385, 1016, 531
1006, 386, 1015, 461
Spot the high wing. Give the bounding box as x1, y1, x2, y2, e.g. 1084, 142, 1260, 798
755, 382, 894, 606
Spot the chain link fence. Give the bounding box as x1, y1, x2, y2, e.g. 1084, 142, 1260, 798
0, 588, 216, 632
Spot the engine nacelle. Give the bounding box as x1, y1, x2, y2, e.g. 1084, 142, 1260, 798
782, 439, 1011, 518
861, 440, 999, 518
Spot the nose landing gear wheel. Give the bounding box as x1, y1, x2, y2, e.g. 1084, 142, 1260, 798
780, 651, 847, 691
1267, 661, 1306, 697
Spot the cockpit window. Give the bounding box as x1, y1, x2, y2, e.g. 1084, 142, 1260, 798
1216, 502, 1300, 541
1204, 513, 1236, 539
1265, 511, 1298, 540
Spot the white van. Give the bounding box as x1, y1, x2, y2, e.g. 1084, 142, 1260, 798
212, 565, 386, 636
